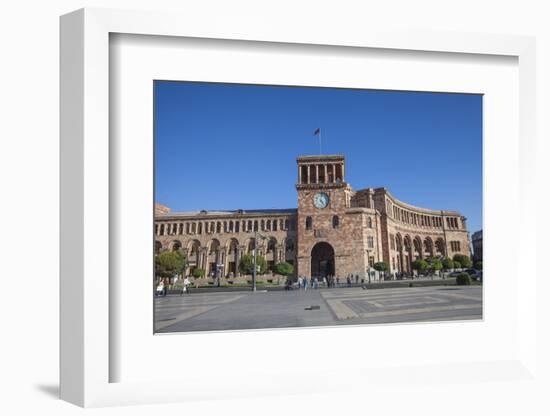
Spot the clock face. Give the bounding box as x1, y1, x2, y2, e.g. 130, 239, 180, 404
313, 192, 330, 209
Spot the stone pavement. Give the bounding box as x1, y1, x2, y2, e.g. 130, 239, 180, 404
154, 285, 482, 333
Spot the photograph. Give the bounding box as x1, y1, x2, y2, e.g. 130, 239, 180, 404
153, 81, 483, 333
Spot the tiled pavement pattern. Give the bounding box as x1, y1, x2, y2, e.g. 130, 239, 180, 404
320, 286, 482, 324
154, 292, 247, 331
155, 286, 482, 333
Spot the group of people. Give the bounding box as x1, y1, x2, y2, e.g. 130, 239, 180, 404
284, 274, 366, 291
296, 276, 321, 290
155, 276, 192, 297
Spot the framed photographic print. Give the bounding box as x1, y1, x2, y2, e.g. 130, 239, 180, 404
151, 81, 482, 335
60, 8, 537, 408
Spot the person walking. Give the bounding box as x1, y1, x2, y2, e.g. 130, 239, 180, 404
182, 276, 191, 295
155, 279, 164, 297
298, 276, 303, 290
304, 276, 309, 291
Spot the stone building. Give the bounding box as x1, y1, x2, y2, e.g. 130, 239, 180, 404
472, 230, 483, 263
154, 154, 471, 282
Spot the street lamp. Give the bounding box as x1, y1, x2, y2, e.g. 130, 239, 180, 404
252, 231, 267, 292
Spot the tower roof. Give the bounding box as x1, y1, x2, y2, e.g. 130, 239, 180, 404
296, 154, 344, 163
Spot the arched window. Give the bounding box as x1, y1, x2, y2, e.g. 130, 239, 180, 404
306, 216, 313, 230
267, 238, 277, 253
367, 217, 372, 228
332, 215, 339, 228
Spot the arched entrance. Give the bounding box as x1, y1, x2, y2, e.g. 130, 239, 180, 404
311, 242, 335, 278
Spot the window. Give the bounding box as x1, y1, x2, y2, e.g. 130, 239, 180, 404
451, 241, 461, 252
367, 217, 372, 228
332, 215, 339, 228
306, 216, 312, 230
367, 236, 374, 248
390, 234, 395, 250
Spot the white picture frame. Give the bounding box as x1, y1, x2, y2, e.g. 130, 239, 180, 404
60, 8, 537, 408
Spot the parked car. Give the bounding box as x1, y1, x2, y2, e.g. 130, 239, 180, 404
464, 268, 483, 281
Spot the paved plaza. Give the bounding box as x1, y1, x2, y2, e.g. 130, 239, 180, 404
155, 285, 482, 333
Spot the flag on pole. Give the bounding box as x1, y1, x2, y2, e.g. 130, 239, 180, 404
313, 128, 322, 154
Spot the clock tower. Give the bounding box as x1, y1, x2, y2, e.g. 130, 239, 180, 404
295, 155, 353, 278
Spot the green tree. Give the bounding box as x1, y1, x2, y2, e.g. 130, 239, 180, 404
373, 262, 389, 280
239, 254, 268, 275
429, 259, 443, 273
453, 254, 472, 268
411, 259, 428, 275
474, 261, 483, 270
155, 251, 186, 279
453, 260, 462, 269
192, 268, 205, 279
273, 262, 294, 277
456, 272, 472, 285
442, 257, 454, 270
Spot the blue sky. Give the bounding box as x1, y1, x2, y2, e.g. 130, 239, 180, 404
155, 81, 483, 233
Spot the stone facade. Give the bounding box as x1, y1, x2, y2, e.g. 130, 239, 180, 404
155, 154, 471, 282
472, 230, 483, 262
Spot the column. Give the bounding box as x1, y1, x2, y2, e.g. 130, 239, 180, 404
332, 164, 336, 183
315, 164, 319, 184
201, 248, 208, 273
307, 165, 311, 184
237, 246, 245, 277
298, 165, 302, 184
